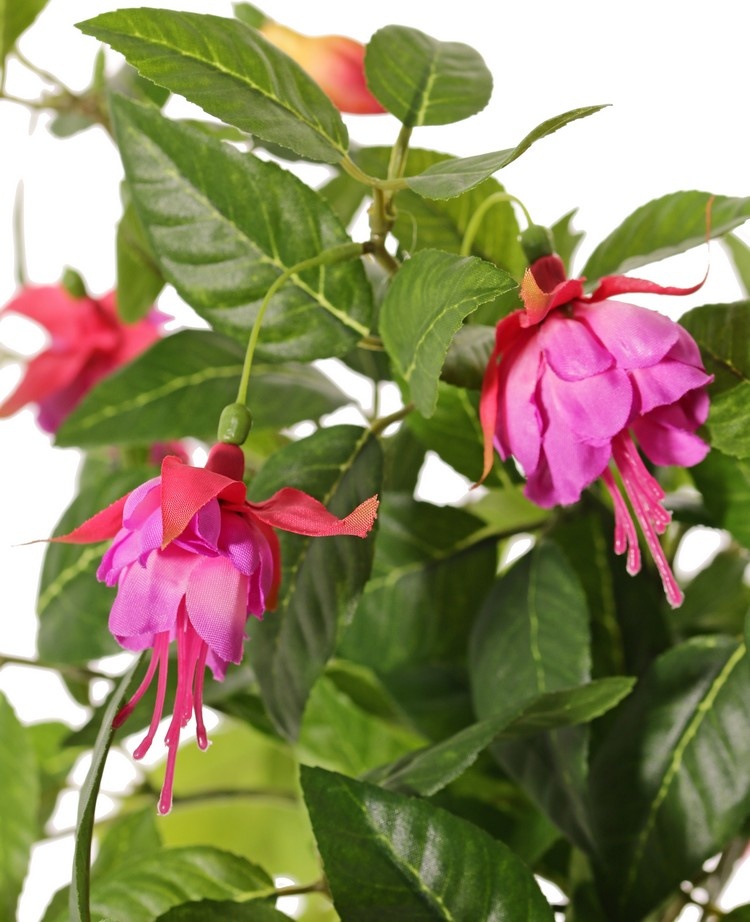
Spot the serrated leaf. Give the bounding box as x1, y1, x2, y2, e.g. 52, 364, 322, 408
404, 105, 608, 199
0, 694, 39, 921
116, 200, 164, 322
364, 25, 492, 127
247, 425, 382, 740
301, 766, 554, 921
37, 467, 153, 664
723, 232, 750, 297
380, 249, 514, 416
470, 541, 594, 850
110, 95, 371, 360
589, 637, 750, 921
1, 0, 47, 62
78, 9, 348, 162
583, 191, 750, 280
370, 677, 634, 796
55, 330, 348, 447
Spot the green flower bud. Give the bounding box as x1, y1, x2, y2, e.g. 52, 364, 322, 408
217, 402, 253, 445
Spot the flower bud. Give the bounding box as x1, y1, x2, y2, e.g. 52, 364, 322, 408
217, 402, 253, 445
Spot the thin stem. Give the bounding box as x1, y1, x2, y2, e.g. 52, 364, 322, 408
0, 91, 50, 109
274, 879, 329, 897
0, 652, 108, 682
13, 47, 76, 93
13, 181, 27, 286
370, 402, 415, 436
235, 242, 366, 406
460, 192, 534, 257
340, 154, 407, 192
387, 124, 413, 182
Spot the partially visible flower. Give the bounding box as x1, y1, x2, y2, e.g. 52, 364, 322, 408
480, 254, 712, 607
260, 19, 384, 114
0, 285, 166, 433
56, 443, 378, 813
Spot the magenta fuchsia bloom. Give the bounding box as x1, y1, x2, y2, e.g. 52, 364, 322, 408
260, 21, 385, 114
57, 443, 379, 813
480, 254, 713, 607
0, 285, 166, 433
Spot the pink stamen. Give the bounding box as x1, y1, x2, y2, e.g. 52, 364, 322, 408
611, 433, 683, 608
133, 632, 170, 760
601, 468, 641, 575
113, 634, 165, 729
193, 643, 210, 751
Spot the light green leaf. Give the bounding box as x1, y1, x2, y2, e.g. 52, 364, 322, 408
680, 301, 750, 396
247, 426, 382, 740
370, 677, 634, 796
78, 9, 348, 162
589, 637, 750, 921
0, 694, 39, 921
380, 249, 514, 416
364, 25, 492, 127
55, 330, 348, 447
301, 766, 555, 921
723, 232, 750, 297
110, 95, 372, 361
706, 381, 750, 457
116, 200, 164, 322
675, 548, 750, 638
156, 901, 290, 921
404, 105, 608, 199
583, 191, 750, 280
692, 449, 750, 550
1, 0, 48, 63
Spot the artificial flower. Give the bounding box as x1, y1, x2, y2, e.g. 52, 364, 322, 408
0, 285, 165, 433
480, 253, 712, 607
57, 442, 378, 813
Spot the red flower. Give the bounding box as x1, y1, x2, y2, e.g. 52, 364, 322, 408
0, 285, 166, 433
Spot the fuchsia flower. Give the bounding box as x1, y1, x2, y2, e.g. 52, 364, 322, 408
57, 443, 378, 814
0, 285, 165, 433
480, 254, 713, 607
260, 20, 385, 114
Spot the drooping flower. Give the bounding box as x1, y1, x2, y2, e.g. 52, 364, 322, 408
56, 442, 378, 813
480, 253, 713, 607
0, 285, 166, 433
259, 19, 384, 114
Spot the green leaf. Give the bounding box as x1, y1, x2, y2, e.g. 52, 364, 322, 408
692, 449, 750, 550
404, 106, 608, 199
675, 548, 750, 638
55, 330, 348, 447
551, 209, 585, 272
470, 541, 594, 850
116, 200, 165, 322
582, 191, 750, 280
723, 232, 750, 297
78, 9, 348, 162
706, 381, 750, 457
27, 722, 82, 828
440, 325, 495, 390
364, 25, 492, 127
301, 766, 554, 921
92, 808, 162, 880
0, 694, 39, 921
110, 96, 372, 360
247, 425, 382, 740
370, 677, 634, 797
380, 249, 514, 416
37, 467, 153, 664
680, 301, 750, 396
156, 901, 290, 921
1, 0, 47, 63
724, 907, 750, 922
589, 637, 750, 921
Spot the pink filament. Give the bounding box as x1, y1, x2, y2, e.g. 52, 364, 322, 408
608, 432, 684, 608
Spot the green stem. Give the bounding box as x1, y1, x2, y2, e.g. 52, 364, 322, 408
460, 192, 534, 257
0, 652, 108, 682
13, 47, 76, 93
235, 242, 366, 406
340, 154, 407, 192
387, 124, 413, 182
370, 402, 414, 436
13, 180, 27, 286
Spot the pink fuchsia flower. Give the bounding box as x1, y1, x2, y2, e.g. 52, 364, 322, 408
260, 20, 384, 114
0, 285, 166, 433
479, 254, 712, 608
56, 442, 379, 814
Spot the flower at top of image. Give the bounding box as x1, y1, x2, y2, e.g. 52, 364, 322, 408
56, 442, 379, 814
0, 284, 166, 433
258, 16, 384, 114
480, 252, 713, 608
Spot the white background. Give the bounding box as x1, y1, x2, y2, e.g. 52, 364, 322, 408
1, 1, 749, 919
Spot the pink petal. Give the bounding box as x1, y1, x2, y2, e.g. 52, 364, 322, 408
495, 329, 544, 475
0, 349, 92, 421
2, 285, 84, 341
542, 366, 633, 443
539, 313, 614, 381
587, 272, 706, 303
574, 300, 679, 369
632, 414, 710, 467
249, 488, 378, 538
160, 455, 245, 547
629, 360, 712, 415
185, 556, 248, 663
525, 419, 612, 507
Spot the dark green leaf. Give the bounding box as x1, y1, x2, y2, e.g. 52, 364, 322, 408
551, 209, 585, 272
380, 249, 514, 416
27, 722, 82, 828
371, 677, 633, 796
92, 808, 162, 880
470, 541, 594, 850
302, 766, 554, 920
440, 325, 495, 390
247, 425, 382, 740
681, 301, 750, 396
692, 449, 750, 549
1, 0, 48, 62
78, 9, 348, 162
116, 200, 165, 322
589, 637, 750, 921
707, 382, 750, 457
0, 694, 39, 921
364, 25, 492, 127
318, 170, 369, 230
404, 106, 608, 199
156, 901, 290, 921
583, 192, 750, 280
725, 907, 750, 921
110, 96, 372, 360
381, 424, 425, 495
723, 232, 750, 297
37, 467, 152, 664
675, 548, 750, 638
55, 330, 348, 447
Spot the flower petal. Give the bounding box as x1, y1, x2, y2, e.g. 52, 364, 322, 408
250, 489, 378, 538
575, 300, 679, 369
495, 328, 544, 474
632, 410, 710, 467
629, 359, 712, 415
160, 455, 245, 547
185, 556, 248, 663
542, 366, 633, 443
539, 313, 614, 381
